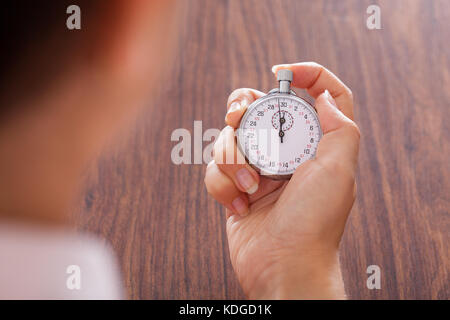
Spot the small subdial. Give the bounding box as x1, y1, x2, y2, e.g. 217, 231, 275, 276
272, 110, 294, 131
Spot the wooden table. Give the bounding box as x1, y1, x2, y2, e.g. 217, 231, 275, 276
70, 0, 449, 299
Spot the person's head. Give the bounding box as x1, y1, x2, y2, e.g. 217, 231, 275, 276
0, 1, 177, 223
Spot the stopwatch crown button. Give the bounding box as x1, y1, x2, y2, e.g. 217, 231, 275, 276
277, 69, 293, 82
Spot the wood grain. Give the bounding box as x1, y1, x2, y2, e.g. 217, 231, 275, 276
70, 0, 450, 299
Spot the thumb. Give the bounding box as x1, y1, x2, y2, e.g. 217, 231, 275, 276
313, 90, 360, 176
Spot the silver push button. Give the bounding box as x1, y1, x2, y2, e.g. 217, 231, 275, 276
277, 69, 293, 93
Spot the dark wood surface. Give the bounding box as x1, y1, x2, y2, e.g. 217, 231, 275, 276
70, 0, 449, 299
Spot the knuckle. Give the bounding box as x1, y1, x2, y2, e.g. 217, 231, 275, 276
311, 62, 327, 76
329, 161, 355, 185
308, 61, 322, 68
347, 88, 353, 100
342, 86, 353, 100
227, 88, 244, 103
315, 157, 355, 185
204, 171, 220, 197
227, 88, 254, 105
343, 86, 353, 102
344, 121, 361, 141
307, 61, 325, 75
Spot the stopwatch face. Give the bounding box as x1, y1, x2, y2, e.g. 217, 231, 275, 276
237, 94, 322, 179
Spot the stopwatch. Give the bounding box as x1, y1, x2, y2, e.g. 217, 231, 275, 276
236, 69, 322, 180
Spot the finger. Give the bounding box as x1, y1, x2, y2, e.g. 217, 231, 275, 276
272, 62, 354, 120
248, 177, 285, 203
225, 88, 265, 128
213, 126, 260, 194
205, 160, 249, 216
313, 90, 360, 176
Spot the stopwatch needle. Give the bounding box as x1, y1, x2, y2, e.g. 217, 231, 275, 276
278, 100, 284, 143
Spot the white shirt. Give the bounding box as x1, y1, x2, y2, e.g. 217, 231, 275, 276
0, 223, 124, 299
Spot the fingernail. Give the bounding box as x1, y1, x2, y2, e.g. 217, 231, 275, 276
232, 196, 249, 216
228, 101, 240, 113
272, 64, 288, 74
240, 98, 249, 109
324, 89, 338, 108
236, 168, 258, 194
226, 100, 250, 122
225, 102, 240, 122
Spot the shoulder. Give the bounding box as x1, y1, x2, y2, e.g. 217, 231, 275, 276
0, 223, 124, 299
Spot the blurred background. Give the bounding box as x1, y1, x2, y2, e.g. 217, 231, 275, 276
69, 0, 449, 299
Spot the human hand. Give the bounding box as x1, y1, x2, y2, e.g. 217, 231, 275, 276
204, 62, 359, 299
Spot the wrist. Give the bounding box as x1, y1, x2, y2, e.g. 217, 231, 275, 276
248, 249, 346, 300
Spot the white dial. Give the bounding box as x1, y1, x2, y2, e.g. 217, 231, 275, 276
237, 94, 322, 179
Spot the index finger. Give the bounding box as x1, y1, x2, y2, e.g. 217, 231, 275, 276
272, 62, 354, 120
225, 88, 265, 128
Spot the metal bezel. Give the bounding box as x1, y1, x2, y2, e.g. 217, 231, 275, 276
236, 91, 323, 180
